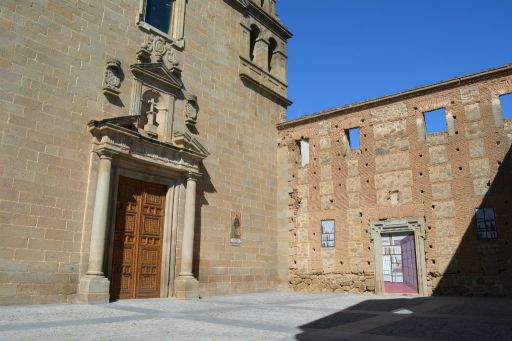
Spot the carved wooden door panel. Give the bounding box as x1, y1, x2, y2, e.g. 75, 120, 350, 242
136, 183, 166, 298
110, 177, 166, 300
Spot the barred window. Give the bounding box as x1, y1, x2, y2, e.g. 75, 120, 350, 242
475, 208, 497, 239
321, 220, 335, 248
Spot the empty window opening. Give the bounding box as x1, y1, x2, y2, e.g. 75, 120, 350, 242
424, 108, 447, 134
260, 0, 265, 6
347, 128, 360, 149
500, 93, 512, 119
268, 38, 277, 72
249, 25, 260, 61
321, 220, 335, 248
299, 139, 309, 167
144, 0, 173, 34
475, 208, 497, 239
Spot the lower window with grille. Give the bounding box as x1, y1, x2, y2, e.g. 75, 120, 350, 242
475, 208, 497, 239
321, 220, 335, 248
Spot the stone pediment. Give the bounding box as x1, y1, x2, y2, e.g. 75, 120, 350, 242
131, 63, 184, 93
88, 116, 208, 173
173, 131, 209, 157
132, 34, 185, 93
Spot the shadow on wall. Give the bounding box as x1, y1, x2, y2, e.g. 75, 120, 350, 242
192, 162, 216, 279
295, 296, 512, 340
432, 145, 512, 296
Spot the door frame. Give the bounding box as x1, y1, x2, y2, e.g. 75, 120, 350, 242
370, 217, 428, 295
106, 164, 183, 299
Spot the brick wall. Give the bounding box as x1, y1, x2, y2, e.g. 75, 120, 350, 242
279, 71, 512, 295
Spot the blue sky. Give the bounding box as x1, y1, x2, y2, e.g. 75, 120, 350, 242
276, 0, 512, 120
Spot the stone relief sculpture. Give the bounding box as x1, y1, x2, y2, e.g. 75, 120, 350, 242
184, 93, 199, 126
140, 89, 162, 137
128, 32, 202, 140
102, 58, 122, 96
137, 35, 179, 71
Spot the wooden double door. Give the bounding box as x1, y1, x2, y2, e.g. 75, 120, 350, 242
110, 177, 167, 300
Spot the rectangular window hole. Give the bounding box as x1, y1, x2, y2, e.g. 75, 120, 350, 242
424, 108, 447, 134
321, 219, 335, 248
347, 128, 360, 149
500, 93, 512, 119
299, 139, 309, 167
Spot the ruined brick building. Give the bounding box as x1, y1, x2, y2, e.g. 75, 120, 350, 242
279, 66, 512, 296
0, 0, 511, 305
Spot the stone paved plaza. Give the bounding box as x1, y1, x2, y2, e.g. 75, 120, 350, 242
0, 292, 511, 340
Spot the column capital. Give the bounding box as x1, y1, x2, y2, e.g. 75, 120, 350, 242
186, 171, 201, 182
95, 148, 117, 160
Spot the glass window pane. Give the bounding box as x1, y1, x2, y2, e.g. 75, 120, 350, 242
475, 208, 483, 218
145, 0, 173, 33
484, 208, 495, 221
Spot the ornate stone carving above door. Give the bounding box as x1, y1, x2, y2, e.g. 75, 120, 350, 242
129, 33, 200, 136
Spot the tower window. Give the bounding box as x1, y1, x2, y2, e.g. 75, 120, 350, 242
249, 25, 260, 61
424, 108, 447, 134
268, 38, 277, 72
143, 0, 174, 34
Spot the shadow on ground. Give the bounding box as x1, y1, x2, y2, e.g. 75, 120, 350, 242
296, 296, 512, 341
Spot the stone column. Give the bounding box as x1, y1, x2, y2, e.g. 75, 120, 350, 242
75, 151, 114, 304
129, 79, 142, 116
174, 172, 200, 298
240, 23, 251, 61
253, 38, 269, 70
269, 0, 276, 16
172, 0, 186, 40
271, 50, 286, 82
87, 153, 113, 276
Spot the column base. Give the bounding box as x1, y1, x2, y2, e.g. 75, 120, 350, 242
71, 275, 110, 304
174, 275, 199, 299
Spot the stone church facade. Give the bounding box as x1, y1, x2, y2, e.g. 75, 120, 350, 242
0, 0, 291, 304
0, 1, 511, 306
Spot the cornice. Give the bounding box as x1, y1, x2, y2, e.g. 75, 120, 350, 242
240, 73, 292, 107
278, 64, 512, 130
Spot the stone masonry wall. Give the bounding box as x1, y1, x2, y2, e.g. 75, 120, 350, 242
0, 0, 289, 304
279, 72, 512, 295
